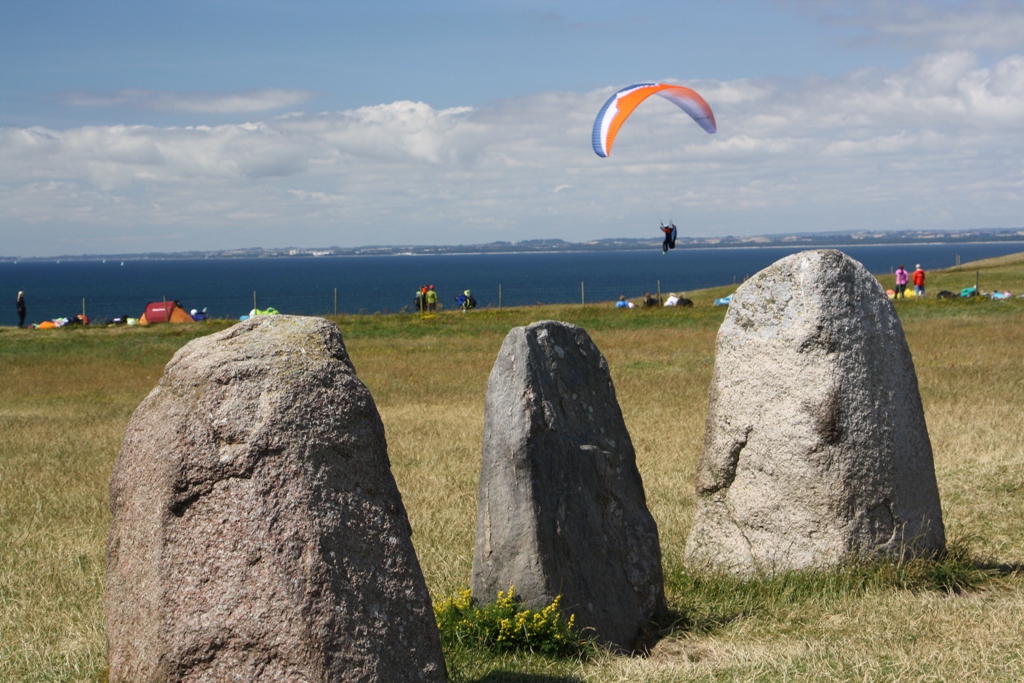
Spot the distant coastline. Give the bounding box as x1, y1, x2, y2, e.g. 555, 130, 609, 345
5, 241, 1023, 325
3, 227, 1023, 262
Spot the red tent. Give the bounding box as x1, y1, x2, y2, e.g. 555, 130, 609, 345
139, 301, 194, 325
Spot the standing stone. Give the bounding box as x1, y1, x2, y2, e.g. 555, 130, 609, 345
685, 250, 945, 575
106, 316, 446, 682
472, 320, 664, 650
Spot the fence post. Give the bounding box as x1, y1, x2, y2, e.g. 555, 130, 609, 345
581, 281, 585, 307
499, 283, 502, 310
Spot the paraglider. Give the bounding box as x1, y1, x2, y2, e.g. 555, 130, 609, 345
591, 83, 716, 158
592, 83, 716, 254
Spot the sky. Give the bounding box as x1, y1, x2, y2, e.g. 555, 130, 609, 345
2, 0, 1023, 256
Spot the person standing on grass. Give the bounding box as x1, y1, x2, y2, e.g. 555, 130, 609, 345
895, 265, 909, 299
425, 285, 438, 311
913, 264, 926, 297
16, 291, 26, 328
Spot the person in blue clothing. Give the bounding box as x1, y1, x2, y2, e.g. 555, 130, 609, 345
455, 290, 477, 311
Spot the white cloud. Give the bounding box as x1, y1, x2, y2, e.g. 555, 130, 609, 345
3, 51, 1024, 255
60, 89, 314, 113
798, 0, 1024, 52
872, 1, 1024, 52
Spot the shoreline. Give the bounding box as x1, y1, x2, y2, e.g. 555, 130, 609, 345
3, 244, 1021, 325
3, 240, 1024, 263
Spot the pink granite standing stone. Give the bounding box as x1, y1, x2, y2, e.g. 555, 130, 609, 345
106, 315, 447, 682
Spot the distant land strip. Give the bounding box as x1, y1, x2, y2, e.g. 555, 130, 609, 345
4, 227, 1024, 262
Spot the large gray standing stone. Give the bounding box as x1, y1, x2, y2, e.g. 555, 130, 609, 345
472, 320, 664, 650
685, 250, 945, 574
106, 315, 446, 683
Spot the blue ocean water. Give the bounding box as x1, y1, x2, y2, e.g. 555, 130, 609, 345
1, 243, 1022, 326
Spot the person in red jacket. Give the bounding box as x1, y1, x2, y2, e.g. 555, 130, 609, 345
912, 264, 926, 297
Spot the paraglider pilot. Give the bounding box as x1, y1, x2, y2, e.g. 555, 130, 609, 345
660, 222, 677, 254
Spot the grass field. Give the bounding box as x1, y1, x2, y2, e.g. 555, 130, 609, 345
1, 251, 1023, 682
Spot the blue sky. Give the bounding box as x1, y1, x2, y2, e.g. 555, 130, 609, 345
2, 0, 1023, 256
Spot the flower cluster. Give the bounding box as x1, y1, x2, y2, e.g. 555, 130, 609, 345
434, 586, 590, 658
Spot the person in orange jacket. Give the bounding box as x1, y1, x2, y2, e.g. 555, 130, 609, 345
912, 264, 926, 297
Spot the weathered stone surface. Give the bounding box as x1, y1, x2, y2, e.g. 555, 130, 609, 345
685, 250, 945, 574
472, 320, 664, 650
106, 315, 446, 682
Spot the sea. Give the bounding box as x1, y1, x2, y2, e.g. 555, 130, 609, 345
2, 242, 1022, 327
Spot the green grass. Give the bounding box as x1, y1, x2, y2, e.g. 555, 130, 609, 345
2, 253, 1024, 681
665, 539, 998, 637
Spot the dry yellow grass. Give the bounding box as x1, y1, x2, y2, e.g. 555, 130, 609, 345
1, 286, 1023, 681
907, 316, 1024, 563
349, 305, 1024, 681
0, 345, 162, 681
